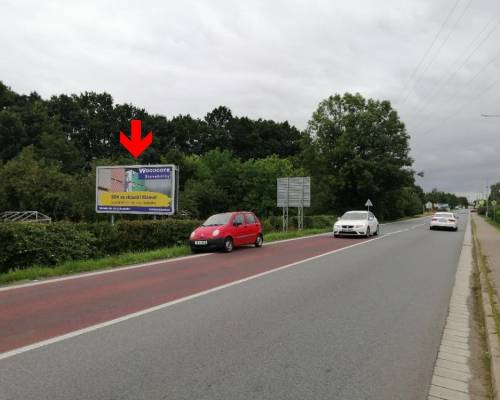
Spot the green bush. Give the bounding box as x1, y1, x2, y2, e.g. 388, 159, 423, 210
494, 206, 500, 224
111, 219, 201, 253
0, 215, 334, 274
0, 222, 97, 273
310, 215, 336, 228
261, 214, 335, 231
486, 205, 500, 224
0, 219, 201, 273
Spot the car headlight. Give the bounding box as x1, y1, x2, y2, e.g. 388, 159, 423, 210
355, 224, 364, 228
190, 231, 196, 239
212, 229, 220, 237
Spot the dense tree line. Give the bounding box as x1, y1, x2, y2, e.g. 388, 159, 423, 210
488, 182, 500, 202
0, 81, 430, 221
425, 189, 469, 209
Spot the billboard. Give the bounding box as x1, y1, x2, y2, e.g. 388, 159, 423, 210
96, 165, 178, 215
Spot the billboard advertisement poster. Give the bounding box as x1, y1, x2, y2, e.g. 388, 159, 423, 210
96, 165, 178, 215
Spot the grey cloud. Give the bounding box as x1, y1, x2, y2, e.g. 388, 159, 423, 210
1, 0, 499, 194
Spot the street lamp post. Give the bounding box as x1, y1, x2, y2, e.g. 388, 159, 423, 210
486, 185, 490, 218
480, 114, 500, 218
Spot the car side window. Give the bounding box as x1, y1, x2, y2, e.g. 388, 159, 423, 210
369, 212, 375, 219
234, 214, 244, 225
245, 213, 255, 224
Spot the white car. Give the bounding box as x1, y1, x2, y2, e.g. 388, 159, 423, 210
429, 212, 458, 231
333, 211, 379, 238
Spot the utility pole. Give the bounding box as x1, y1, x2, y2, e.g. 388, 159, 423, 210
480, 113, 499, 217
486, 182, 490, 218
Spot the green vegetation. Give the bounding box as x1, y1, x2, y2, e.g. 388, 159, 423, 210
484, 217, 500, 231
424, 189, 469, 209
477, 181, 500, 227
0, 245, 192, 285
471, 249, 495, 399
0, 228, 330, 285
0, 83, 427, 221
0, 219, 201, 273
0, 82, 436, 275
472, 219, 500, 350
264, 228, 330, 242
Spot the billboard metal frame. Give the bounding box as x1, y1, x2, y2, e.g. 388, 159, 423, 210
95, 164, 179, 216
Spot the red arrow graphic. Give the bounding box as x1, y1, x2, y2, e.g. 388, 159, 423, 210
119, 120, 153, 158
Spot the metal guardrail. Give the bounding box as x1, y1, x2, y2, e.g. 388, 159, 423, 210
0, 211, 52, 223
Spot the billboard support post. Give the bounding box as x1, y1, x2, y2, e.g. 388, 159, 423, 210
111, 214, 115, 226
282, 206, 289, 233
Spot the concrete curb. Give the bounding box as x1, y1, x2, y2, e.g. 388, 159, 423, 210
428, 214, 475, 399
474, 216, 500, 399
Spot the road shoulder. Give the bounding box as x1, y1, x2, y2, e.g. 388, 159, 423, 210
428, 214, 491, 399
473, 214, 500, 399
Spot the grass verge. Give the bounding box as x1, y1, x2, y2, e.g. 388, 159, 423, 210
472, 218, 500, 346
471, 220, 495, 398
0, 227, 330, 286
484, 216, 500, 232
264, 228, 329, 242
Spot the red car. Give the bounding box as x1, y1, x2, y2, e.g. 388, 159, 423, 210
189, 211, 263, 253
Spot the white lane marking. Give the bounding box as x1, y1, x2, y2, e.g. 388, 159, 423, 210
0, 224, 424, 361
0, 217, 428, 292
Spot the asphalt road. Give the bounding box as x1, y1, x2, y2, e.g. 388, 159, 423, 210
0, 214, 467, 400
0, 231, 372, 353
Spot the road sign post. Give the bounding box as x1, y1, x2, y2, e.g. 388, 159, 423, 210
277, 177, 311, 231
365, 199, 373, 211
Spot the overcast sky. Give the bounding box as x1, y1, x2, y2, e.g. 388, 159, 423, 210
1, 0, 499, 198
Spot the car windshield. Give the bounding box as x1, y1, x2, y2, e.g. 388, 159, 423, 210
435, 213, 453, 218
341, 212, 368, 220
202, 213, 232, 226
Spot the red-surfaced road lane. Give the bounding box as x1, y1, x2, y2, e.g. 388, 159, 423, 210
0, 235, 370, 354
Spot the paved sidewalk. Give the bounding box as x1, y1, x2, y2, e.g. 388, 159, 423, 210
473, 213, 500, 399
428, 215, 489, 400
473, 215, 500, 290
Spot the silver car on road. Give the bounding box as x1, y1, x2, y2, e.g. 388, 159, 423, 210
333, 211, 380, 238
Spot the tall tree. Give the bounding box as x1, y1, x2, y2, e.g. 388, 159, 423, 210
304, 93, 414, 218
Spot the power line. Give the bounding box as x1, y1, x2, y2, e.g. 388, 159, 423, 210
412, 34, 500, 131
422, 19, 500, 108
421, 73, 500, 135
400, 0, 473, 105
397, 0, 461, 104
409, 17, 500, 129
